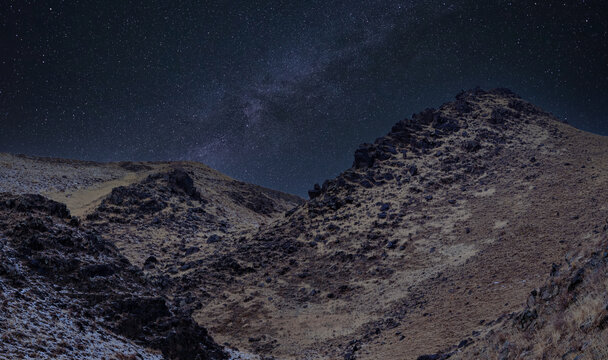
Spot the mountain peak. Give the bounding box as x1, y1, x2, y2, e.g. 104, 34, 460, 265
308, 88, 561, 200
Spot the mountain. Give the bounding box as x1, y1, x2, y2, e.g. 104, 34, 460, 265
1, 88, 607, 359
0, 156, 302, 360
175, 88, 608, 359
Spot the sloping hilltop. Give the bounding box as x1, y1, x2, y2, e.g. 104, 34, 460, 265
0, 155, 302, 359
115, 88, 603, 359
1, 88, 607, 359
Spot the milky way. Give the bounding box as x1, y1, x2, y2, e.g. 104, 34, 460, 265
1, 1, 607, 195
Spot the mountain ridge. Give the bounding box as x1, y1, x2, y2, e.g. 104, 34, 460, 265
183, 87, 607, 359
1, 88, 607, 359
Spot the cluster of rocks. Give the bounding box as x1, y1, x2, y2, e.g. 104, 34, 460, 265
305, 87, 548, 219
227, 189, 278, 216
310, 107, 452, 200
87, 169, 208, 224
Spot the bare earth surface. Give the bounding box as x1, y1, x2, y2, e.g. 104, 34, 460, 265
1, 88, 607, 359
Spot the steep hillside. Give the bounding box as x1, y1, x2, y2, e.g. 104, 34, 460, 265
145, 88, 606, 359
0, 193, 226, 359
443, 236, 608, 360
83, 163, 303, 270
0, 156, 302, 360
1, 88, 607, 360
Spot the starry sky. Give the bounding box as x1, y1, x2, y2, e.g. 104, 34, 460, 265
1, 1, 607, 196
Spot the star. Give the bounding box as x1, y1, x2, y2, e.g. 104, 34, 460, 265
1, 0, 607, 196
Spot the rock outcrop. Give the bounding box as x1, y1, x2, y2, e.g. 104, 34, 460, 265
0, 193, 227, 360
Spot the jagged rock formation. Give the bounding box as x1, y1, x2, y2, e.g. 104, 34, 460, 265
1, 88, 607, 359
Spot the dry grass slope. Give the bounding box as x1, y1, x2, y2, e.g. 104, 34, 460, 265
446, 236, 608, 360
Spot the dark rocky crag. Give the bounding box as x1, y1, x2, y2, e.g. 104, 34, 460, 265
0, 193, 227, 359
307, 87, 559, 203
83, 165, 303, 282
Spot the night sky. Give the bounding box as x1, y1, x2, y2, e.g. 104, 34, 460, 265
1, 1, 607, 196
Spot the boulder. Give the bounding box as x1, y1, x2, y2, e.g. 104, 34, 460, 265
462, 140, 481, 152
207, 234, 221, 244
308, 183, 323, 199
168, 169, 201, 200
354, 144, 375, 168
409, 164, 418, 176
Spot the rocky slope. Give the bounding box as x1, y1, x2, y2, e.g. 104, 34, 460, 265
0, 193, 226, 359
146, 88, 606, 359
1, 88, 607, 359
83, 163, 303, 271
0, 157, 302, 359
441, 236, 608, 360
